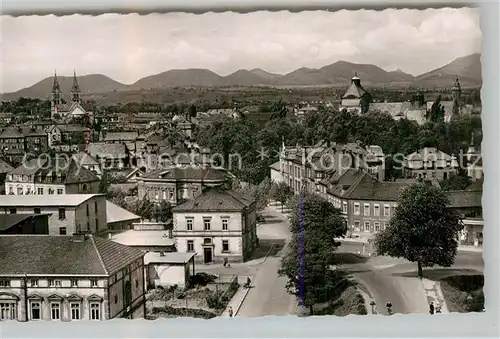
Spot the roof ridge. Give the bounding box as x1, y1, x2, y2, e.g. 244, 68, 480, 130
90, 236, 109, 275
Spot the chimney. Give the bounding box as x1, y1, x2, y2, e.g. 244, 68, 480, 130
71, 233, 87, 242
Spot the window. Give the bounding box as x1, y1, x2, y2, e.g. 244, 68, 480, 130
57, 188, 64, 195
374, 222, 380, 232
71, 279, 78, 287
354, 203, 360, 215
222, 218, 228, 231
90, 303, 100, 320
374, 204, 380, 217
48, 188, 54, 195
383, 222, 389, 230
95, 218, 99, 231
51, 302, 60, 320
222, 240, 229, 252
0, 302, 16, 320
87, 222, 90, 231
37, 188, 44, 195
384, 205, 390, 217
187, 240, 194, 252
342, 201, 347, 213
59, 227, 67, 235
169, 190, 174, 200
9, 208, 16, 214
70, 303, 80, 320
203, 218, 211, 231
34, 208, 41, 214
364, 204, 370, 216
354, 221, 360, 231
91, 279, 98, 288
58, 208, 66, 220
48, 279, 55, 287
154, 191, 159, 200
114, 295, 118, 304
186, 218, 193, 231
30, 302, 41, 320
95, 201, 98, 214
162, 191, 166, 200
86, 204, 89, 216
364, 221, 370, 232
30, 279, 39, 287
0, 280, 10, 287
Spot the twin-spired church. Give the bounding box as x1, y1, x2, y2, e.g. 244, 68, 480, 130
50, 71, 87, 120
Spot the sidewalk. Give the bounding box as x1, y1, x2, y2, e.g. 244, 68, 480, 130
420, 278, 449, 314
458, 245, 483, 253
221, 276, 252, 317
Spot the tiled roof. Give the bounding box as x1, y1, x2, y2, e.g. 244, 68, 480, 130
447, 190, 482, 209
88, 142, 128, 158
34, 158, 99, 185
106, 201, 141, 224
325, 168, 365, 196
404, 109, 427, 125
104, 131, 139, 141
172, 187, 254, 212
343, 172, 410, 201
0, 235, 144, 276
57, 125, 90, 133
405, 147, 452, 161
0, 126, 47, 138
8, 158, 47, 176
342, 81, 367, 99
0, 194, 102, 207
0, 158, 14, 173
370, 102, 413, 117
143, 166, 228, 182
72, 152, 100, 166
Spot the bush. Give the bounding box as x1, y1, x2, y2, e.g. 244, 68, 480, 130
205, 292, 225, 310
189, 273, 217, 286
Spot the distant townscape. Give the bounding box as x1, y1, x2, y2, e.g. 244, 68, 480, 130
0, 11, 484, 323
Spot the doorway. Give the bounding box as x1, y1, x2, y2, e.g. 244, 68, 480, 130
203, 247, 213, 264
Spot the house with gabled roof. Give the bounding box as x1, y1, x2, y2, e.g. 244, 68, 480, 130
172, 186, 257, 264
0, 234, 145, 321
403, 147, 459, 181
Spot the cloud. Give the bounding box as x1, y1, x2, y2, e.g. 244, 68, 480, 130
0, 8, 481, 93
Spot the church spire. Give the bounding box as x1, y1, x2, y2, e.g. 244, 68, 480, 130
52, 70, 61, 92
71, 70, 81, 103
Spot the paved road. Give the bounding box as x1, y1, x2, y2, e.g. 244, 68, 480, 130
236, 208, 298, 317
338, 241, 484, 315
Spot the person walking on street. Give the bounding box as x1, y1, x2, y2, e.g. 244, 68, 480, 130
429, 301, 435, 315
228, 306, 233, 317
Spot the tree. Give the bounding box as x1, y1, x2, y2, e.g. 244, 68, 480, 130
278, 193, 347, 315
374, 184, 464, 279
427, 95, 445, 123
270, 181, 293, 212
188, 104, 197, 119
132, 199, 155, 221
440, 173, 471, 191
152, 200, 172, 224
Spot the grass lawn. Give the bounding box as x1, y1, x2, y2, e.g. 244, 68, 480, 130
440, 274, 484, 313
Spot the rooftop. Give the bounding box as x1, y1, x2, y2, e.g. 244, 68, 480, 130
106, 201, 141, 224
0, 214, 49, 232
447, 190, 482, 209
0, 194, 102, 207
0, 235, 144, 276
111, 230, 176, 247
144, 252, 195, 265
143, 166, 228, 182
173, 186, 254, 212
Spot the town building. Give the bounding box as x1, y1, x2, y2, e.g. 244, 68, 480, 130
137, 165, 230, 206
172, 187, 257, 264
105, 201, 142, 232
0, 234, 145, 321
339, 73, 372, 114
274, 140, 385, 195
0, 126, 49, 165
50, 71, 91, 120
403, 147, 459, 181
465, 132, 483, 181
111, 222, 176, 252
143, 252, 196, 290
72, 152, 102, 177
0, 194, 107, 236
0, 214, 50, 234
0, 157, 14, 195
448, 187, 483, 248
88, 142, 129, 170
4, 157, 100, 195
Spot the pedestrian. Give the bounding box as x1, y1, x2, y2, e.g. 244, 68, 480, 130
228, 306, 233, 317
429, 301, 435, 315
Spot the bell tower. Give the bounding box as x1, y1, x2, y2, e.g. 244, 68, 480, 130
71, 70, 82, 104
452, 76, 462, 115
51, 70, 62, 118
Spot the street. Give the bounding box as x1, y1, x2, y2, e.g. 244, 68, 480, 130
337, 241, 484, 315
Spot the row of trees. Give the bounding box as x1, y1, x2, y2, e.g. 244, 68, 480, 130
278, 183, 464, 314
194, 105, 482, 184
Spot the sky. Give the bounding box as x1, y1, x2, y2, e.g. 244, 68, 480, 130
0, 8, 481, 93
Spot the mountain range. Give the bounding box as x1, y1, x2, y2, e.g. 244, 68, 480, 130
1, 53, 481, 101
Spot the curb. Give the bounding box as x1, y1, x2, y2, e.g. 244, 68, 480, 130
234, 287, 251, 316
259, 243, 276, 265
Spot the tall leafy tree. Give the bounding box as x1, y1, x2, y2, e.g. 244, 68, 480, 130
375, 184, 464, 279
152, 200, 173, 224
278, 193, 347, 315
270, 181, 293, 212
